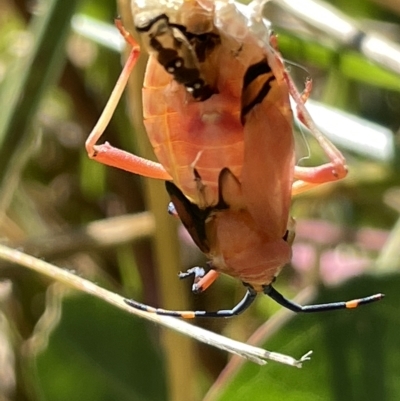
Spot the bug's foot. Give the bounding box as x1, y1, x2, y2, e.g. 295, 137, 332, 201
178, 266, 206, 280
178, 266, 206, 293
167, 202, 178, 217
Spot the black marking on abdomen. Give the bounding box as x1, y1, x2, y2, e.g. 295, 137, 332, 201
243, 61, 272, 89
180, 29, 221, 63
241, 60, 276, 124
153, 44, 214, 100
169, 23, 221, 62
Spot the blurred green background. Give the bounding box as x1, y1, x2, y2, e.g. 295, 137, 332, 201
0, 0, 400, 400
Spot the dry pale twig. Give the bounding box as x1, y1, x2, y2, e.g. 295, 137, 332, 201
0, 244, 312, 367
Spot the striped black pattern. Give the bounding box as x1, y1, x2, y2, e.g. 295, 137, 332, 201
136, 14, 215, 101
241, 59, 275, 124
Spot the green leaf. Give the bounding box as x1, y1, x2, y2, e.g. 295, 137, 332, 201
29, 293, 167, 401
0, 0, 80, 183
278, 34, 400, 92
208, 274, 399, 401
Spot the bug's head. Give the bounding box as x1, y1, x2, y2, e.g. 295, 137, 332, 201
131, 0, 223, 101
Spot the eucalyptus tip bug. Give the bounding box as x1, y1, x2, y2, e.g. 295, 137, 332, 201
86, 0, 383, 319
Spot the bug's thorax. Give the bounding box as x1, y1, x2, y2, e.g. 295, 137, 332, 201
136, 0, 276, 98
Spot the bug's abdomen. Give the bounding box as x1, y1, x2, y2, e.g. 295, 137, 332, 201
143, 57, 245, 205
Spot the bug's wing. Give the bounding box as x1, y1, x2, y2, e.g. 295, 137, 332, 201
165, 181, 210, 253
216, 168, 245, 210
241, 101, 295, 239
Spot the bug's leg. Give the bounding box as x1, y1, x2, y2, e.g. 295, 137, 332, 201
179, 267, 220, 293
300, 78, 312, 104
291, 164, 346, 196
270, 32, 312, 104
85, 19, 171, 181
124, 286, 257, 318
178, 266, 206, 280
167, 202, 179, 217
269, 31, 279, 51
263, 284, 384, 313
284, 70, 348, 195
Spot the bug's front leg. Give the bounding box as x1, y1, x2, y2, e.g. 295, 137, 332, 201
85, 19, 171, 181
179, 267, 220, 294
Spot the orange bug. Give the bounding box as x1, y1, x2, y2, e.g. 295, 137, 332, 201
85, 0, 383, 318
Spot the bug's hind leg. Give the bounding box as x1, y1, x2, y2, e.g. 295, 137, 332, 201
124, 287, 257, 318
85, 19, 171, 180
283, 69, 347, 194
179, 267, 220, 294
263, 284, 384, 313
